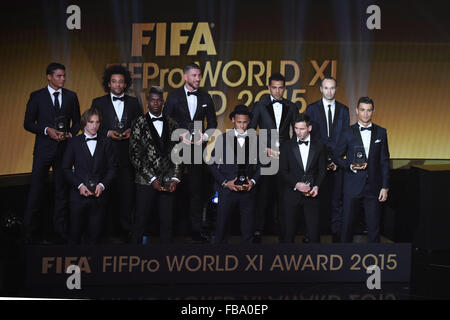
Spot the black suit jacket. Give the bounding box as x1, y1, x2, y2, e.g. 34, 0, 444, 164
249, 96, 298, 148
279, 137, 327, 201
306, 99, 350, 159
209, 131, 261, 187
62, 134, 118, 201
91, 94, 143, 167
335, 123, 390, 196
163, 87, 217, 133
24, 87, 81, 157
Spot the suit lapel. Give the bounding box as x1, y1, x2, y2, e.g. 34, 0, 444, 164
352, 124, 364, 147
122, 95, 129, 122
317, 100, 328, 139
265, 102, 277, 127
368, 125, 377, 161
305, 140, 316, 172
292, 140, 304, 172
279, 101, 288, 130
179, 89, 191, 120
92, 137, 103, 171
331, 103, 341, 135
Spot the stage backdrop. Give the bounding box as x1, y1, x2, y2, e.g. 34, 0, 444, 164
0, 0, 449, 175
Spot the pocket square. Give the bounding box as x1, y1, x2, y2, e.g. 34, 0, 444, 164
375, 139, 382, 143
202, 104, 208, 108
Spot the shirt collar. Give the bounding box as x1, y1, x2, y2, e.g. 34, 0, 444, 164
322, 98, 335, 107
234, 129, 248, 137
184, 86, 198, 95
297, 134, 311, 143
84, 132, 98, 139
48, 85, 62, 95
271, 96, 282, 103
148, 112, 163, 118
111, 93, 125, 100
358, 122, 373, 129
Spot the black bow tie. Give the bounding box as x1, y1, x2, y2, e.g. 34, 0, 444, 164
360, 126, 372, 131
86, 137, 97, 142
298, 140, 309, 146
272, 99, 282, 104
151, 117, 163, 122
113, 96, 124, 101
187, 91, 199, 97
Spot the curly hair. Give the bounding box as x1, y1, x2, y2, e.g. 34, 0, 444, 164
102, 65, 132, 93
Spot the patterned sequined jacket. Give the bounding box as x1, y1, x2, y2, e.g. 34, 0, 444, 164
130, 113, 182, 185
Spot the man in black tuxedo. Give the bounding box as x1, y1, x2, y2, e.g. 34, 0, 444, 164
163, 63, 217, 243
130, 86, 182, 244
23, 62, 81, 243
209, 105, 260, 244
335, 97, 390, 243
249, 73, 298, 242
279, 113, 326, 243
91, 65, 143, 242
62, 108, 117, 244
306, 77, 350, 242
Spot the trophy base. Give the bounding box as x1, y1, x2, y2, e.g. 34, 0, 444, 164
352, 164, 366, 170
302, 192, 312, 197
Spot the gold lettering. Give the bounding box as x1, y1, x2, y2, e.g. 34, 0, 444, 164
270, 255, 284, 271
167, 68, 184, 88
201, 61, 223, 87
280, 60, 300, 86
42, 257, 54, 274
248, 61, 265, 86
222, 60, 246, 87
185, 255, 202, 272
132, 23, 155, 57
170, 22, 193, 56
330, 254, 343, 271
142, 62, 159, 89
155, 23, 166, 56
301, 255, 315, 271
187, 22, 217, 56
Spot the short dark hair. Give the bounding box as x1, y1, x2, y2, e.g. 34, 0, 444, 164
102, 65, 132, 93
184, 63, 201, 74
320, 77, 338, 87
229, 104, 252, 120
80, 108, 102, 129
294, 113, 312, 126
46, 62, 65, 75
269, 73, 286, 86
147, 86, 164, 99
357, 96, 374, 110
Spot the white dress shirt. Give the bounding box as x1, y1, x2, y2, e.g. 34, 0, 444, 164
359, 122, 372, 159
322, 98, 335, 137
271, 96, 283, 132
149, 112, 163, 137
184, 86, 198, 120
48, 85, 62, 107
297, 135, 311, 171
111, 93, 125, 121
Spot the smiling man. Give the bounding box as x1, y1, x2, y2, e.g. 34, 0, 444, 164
163, 63, 218, 243
335, 97, 390, 243
91, 65, 143, 243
